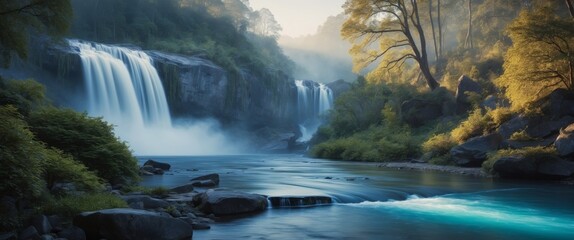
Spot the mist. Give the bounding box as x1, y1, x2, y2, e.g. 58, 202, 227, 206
279, 13, 358, 83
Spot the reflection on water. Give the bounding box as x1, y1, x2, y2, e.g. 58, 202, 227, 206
138, 154, 574, 240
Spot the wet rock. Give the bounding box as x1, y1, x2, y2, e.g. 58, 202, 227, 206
74, 208, 192, 240
190, 173, 219, 185
451, 133, 504, 167
268, 196, 332, 208
169, 184, 195, 194
195, 189, 267, 216
493, 155, 574, 180
143, 159, 171, 171
556, 123, 574, 157
190, 180, 217, 188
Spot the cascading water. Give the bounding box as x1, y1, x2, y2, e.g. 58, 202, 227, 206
70, 40, 237, 155
295, 80, 333, 142
70, 40, 170, 128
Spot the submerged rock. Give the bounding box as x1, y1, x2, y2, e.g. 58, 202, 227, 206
190, 173, 220, 185
195, 189, 267, 216
74, 208, 192, 240
268, 196, 332, 208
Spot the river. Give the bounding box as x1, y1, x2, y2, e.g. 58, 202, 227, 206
138, 154, 574, 240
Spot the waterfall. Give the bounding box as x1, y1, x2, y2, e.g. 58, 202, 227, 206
70, 40, 171, 128
295, 80, 334, 142
69, 40, 237, 155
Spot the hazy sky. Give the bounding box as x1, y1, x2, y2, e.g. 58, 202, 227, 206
249, 0, 346, 37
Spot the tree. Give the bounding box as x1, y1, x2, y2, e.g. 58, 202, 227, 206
342, 0, 439, 90
495, 8, 574, 108
0, 0, 72, 67
250, 8, 282, 38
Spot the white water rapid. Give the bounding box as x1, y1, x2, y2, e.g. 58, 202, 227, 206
70, 40, 237, 155
294, 80, 333, 142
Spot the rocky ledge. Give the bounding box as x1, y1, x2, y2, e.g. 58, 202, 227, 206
378, 162, 489, 177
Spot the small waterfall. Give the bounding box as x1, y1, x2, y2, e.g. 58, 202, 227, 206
294, 80, 333, 142
70, 40, 171, 128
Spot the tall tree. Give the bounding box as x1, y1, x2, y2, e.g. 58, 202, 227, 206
437, 0, 442, 57
464, 0, 474, 49
429, 0, 439, 60
0, 0, 72, 67
566, 0, 574, 18
342, 0, 439, 90
250, 8, 282, 38
495, 8, 574, 108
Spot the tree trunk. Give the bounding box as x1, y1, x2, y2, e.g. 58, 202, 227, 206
465, 0, 473, 49
566, 0, 574, 18
429, 0, 439, 61
412, 0, 439, 90
437, 0, 442, 57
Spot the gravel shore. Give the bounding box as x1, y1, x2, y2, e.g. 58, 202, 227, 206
377, 162, 490, 178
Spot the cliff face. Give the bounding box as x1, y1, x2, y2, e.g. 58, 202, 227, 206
27, 40, 299, 130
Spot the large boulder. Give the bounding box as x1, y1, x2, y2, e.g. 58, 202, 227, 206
268, 196, 332, 208
169, 184, 195, 194
73, 208, 192, 240
401, 99, 443, 127
195, 189, 268, 216
542, 88, 574, 118
143, 159, 171, 171
525, 116, 574, 139
555, 123, 574, 157
451, 133, 504, 167
455, 75, 481, 113
493, 155, 574, 180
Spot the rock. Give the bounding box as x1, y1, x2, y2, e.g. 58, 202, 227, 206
39, 235, 54, 240
143, 159, 171, 171
451, 133, 504, 167
401, 99, 443, 127
195, 189, 268, 216
268, 196, 332, 208
506, 136, 556, 149
190, 180, 217, 188
544, 88, 574, 118
497, 115, 529, 139
455, 75, 481, 113
169, 184, 195, 194
74, 208, 192, 240
31, 215, 52, 235
57, 226, 86, 240
121, 196, 169, 209
556, 123, 574, 157
152, 168, 165, 175
18, 226, 39, 240
493, 155, 574, 179
526, 116, 574, 139
190, 173, 219, 185
141, 165, 155, 172
481, 95, 497, 110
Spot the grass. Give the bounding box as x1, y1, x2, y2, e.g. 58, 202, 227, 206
42, 193, 128, 218
482, 146, 558, 173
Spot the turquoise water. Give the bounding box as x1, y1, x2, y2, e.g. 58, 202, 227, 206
139, 155, 574, 240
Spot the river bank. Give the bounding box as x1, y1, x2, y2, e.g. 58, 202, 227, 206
377, 162, 490, 178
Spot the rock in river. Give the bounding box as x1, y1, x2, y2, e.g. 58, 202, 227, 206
73, 208, 192, 240
195, 189, 268, 216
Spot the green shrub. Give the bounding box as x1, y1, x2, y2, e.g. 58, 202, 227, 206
42, 148, 104, 192
482, 147, 558, 173
488, 107, 513, 126
509, 130, 535, 141
422, 133, 457, 158
0, 105, 44, 199
28, 107, 139, 185
451, 108, 491, 143
42, 193, 128, 218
